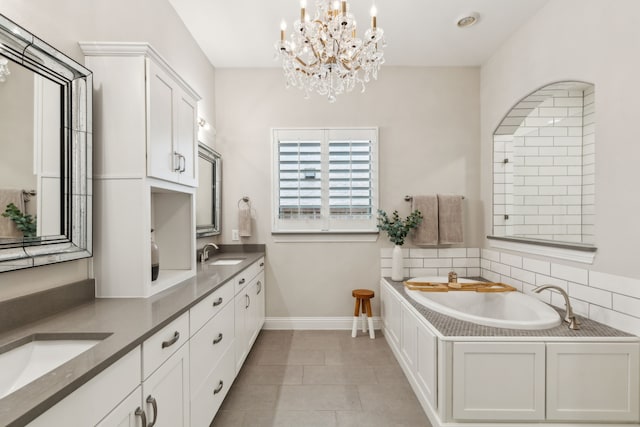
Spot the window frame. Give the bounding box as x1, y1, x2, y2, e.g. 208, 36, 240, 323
271, 127, 379, 234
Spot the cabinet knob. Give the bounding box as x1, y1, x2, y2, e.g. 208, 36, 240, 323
239, 278, 245, 285
213, 297, 223, 307
260, 262, 264, 267
161, 331, 180, 349
213, 380, 224, 395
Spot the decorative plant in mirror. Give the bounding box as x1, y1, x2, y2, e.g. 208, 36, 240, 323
377, 209, 422, 281
2, 203, 36, 237
275, 0, 386, 102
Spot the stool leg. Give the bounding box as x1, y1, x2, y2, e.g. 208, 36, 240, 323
361, 301, 367, 333
352, 298, 361, 338
366, 299, 375, 339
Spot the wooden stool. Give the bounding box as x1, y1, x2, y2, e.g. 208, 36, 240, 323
351, 289, 375, 339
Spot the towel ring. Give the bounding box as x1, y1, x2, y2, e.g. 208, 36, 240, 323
238, 196, 251, 208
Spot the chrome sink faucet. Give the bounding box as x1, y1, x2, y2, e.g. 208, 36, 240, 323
533, 285, 580, 330
200, 243, 219, 263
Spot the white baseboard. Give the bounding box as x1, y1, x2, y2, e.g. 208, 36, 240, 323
264, 316, 382, 330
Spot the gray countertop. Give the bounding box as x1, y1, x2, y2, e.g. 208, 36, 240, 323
0, 250, 265, 427
384, 277, 635, 339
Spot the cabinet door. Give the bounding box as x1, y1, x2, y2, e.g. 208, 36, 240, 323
248, 272, 266, 348
96, 387, 144, 427
381, 282, 401, 350
142, 343, 190, 427
546, 342, 640, 422
452, 342, 545, 421
234, 289, 250, 373
147, 59, 176, 182
401, 303, 418, 370
175, 92, 197, 186
415, 319, 437, 410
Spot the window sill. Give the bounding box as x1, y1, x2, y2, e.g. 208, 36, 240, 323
487, 235, 597, 264
272, 230, 379, 243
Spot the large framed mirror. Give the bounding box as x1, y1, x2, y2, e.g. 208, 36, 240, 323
0, 14, 92, 272
196, 142, 221, 237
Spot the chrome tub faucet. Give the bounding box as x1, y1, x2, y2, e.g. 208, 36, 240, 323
533, 284, 580, 330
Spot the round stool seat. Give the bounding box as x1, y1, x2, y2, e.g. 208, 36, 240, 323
352, 289, 374, 299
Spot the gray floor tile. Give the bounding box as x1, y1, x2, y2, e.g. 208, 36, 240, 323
248, 348, 326, 365
336, 410, 432, 427
303, 365, 377, 385
276, 384, 362, 411
235, 364, 303, 385
219, 384, 280, 411
324, 346, 396, 366
358, 382, 425, 414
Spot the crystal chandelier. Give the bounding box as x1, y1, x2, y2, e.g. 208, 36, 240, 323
275, 0, 386, 103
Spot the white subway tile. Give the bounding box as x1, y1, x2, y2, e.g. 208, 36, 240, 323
500, 253, 523, 268
481, 259, 491, 270
612, 294, 640, 319
466, 248, 480, 257
483, 270, 501, 283
438, 248, 467, 258
491, 262, 511, 276
381, 247, 408, 258
482, 249, 500, 262
423, 258, 453, 268
381, 258, 392, 268
503, 278, 523, 291
589, 305, 640, 336
453, 258, 480, 268
550, 263, 588, 284
510, 267, 536, 284
381, 268, 392, 277
568, 282, 612, 308
409, 268, 439, 277
409, 248, 438, 258
535, 274, 567, 290
467, 268, 481, 277
589, 271, 640, 299
405, 258, 423, 268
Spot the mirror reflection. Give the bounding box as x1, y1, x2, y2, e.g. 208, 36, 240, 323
492, 81, 595, 246
196, 142, 221, 237
0, 56, 61, 240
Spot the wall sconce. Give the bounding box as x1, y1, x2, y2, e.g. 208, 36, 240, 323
0, 57, 10, 83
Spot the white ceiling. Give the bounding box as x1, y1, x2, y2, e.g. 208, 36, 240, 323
169, 0, 549, 68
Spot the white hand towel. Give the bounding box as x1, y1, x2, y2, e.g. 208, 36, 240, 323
238, 204, 252, 237
437, 194, 463, 244
411, 195, 438, 246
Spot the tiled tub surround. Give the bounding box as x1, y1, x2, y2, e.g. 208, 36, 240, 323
0, 249, 265, 427
381, 277, 640, 426
381, 247, 640, 337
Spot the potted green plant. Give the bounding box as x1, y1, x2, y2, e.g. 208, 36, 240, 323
377, 209, 423, 280
2, 203, 37, 238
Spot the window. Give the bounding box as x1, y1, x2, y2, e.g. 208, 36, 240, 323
272, 128, 378, 233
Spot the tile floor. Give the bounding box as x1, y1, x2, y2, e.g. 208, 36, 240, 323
211, 330, 433, 427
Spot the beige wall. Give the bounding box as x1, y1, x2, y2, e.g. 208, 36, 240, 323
215, 67, 481, 317
481, 0, 640, 278
0, 0, 216, 299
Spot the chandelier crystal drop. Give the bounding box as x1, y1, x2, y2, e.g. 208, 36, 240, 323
275, 0, 386, 103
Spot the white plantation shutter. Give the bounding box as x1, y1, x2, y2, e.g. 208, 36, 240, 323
272, 128, 378, 233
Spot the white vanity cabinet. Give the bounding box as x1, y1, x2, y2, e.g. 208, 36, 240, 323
380, 282, 402, 350
95, 386, 144, 427
147, 59, 198, 186
234, 258, 266, 373
27, 347, 142, 427
80, 42, 200, 298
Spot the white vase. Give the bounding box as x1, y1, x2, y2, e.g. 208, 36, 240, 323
391, 245, 404, 281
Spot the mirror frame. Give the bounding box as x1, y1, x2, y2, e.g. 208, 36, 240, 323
0, 14, 92, 272
196, 142, 221, 238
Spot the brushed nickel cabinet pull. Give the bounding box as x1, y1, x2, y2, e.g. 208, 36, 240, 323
213, 380, 224, 394
213, 297, 223, 307
146, 395, 158, 427
161, 331, 180, 349
239, 278, 245, 285
213, 333, 223, 345
135, 407, 147, 426
257, 281, 262, 295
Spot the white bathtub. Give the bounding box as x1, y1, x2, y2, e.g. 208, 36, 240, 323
403, 277, 562, 330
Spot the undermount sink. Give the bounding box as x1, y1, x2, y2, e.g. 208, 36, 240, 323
209, 258, 245, 266
0, 335, 106, 399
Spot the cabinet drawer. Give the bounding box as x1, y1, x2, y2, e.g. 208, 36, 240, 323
190, 301, 234, 393
190, 282, 234, 335
142, 312, 189, 379
234, 258, 265, 295
190, 344, 235, 427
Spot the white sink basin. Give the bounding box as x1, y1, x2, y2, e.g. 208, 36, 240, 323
0, 339, 101, 398
209, 258, 245, 266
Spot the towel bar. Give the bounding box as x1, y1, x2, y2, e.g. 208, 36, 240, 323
404, 195, 464, 202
